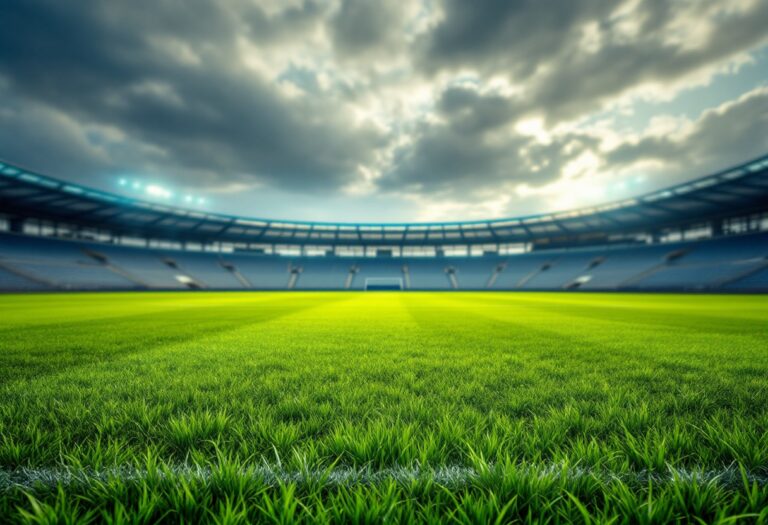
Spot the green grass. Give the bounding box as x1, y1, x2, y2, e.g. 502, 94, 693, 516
0, 291, 766, 523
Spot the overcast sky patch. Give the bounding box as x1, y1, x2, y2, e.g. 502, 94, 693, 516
0, 0, 766, 221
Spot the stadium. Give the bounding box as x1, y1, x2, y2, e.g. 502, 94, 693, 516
1, 155, 767, 523
1, 155, 767, 293
2, 1, 768, 523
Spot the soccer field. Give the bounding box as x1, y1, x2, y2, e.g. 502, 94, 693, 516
1, 292, 767, 523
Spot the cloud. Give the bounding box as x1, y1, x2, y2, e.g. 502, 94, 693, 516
383, 84, 599, 196
0, 0, 384, 193
500, 86, 768, 214
419, 0, 768, 122
0, 0, 766, 220
377, 0, 768, 212
330, 0, 405, 58
0, 94, 112, 180
605, 86, 768, 179
383, 83, 768, 217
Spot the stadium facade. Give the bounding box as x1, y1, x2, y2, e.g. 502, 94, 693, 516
0, 155, 767, 292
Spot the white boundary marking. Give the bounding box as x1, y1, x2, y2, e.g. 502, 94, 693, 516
2, 463, 766, 492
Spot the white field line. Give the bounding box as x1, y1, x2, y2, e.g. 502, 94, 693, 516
1, 463, 766, 492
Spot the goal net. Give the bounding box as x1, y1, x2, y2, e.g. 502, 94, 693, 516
364, 277, 404, 291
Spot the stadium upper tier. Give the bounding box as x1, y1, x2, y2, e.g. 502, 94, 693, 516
1, 155, 768, 247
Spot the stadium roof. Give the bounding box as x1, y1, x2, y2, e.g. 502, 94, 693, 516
1, 155, 767, 247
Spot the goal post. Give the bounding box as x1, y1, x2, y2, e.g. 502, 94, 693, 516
364, 277, 404, 291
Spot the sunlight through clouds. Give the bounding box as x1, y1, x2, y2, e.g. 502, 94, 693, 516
0, 0, 766, 221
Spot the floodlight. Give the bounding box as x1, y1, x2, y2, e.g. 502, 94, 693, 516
146, 184, 172, 199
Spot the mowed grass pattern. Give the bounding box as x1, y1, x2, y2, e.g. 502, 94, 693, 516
0, 292, 767, 523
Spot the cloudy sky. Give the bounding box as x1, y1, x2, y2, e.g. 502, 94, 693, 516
1, 0, 767, 222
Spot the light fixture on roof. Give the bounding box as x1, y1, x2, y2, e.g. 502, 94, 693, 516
146, 184, 172, 199
117, 176, 208, 208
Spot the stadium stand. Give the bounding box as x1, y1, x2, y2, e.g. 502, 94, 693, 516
404, 259, 454, 290
725, 266, 768, 290
162, 251, 246, 289
626, 234, 768, 291
91, 245, 192, 289
0, 234, 138, 289
0, 230, 765, 292
492, 253, 555, 289
519, 252, 598, 290
0, 265, 47, 291
574, 244, 680, 290
454, 258, 499, 289
293, 258, 353, 290
0, 154, 767, 292
221, 255, 292, 290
